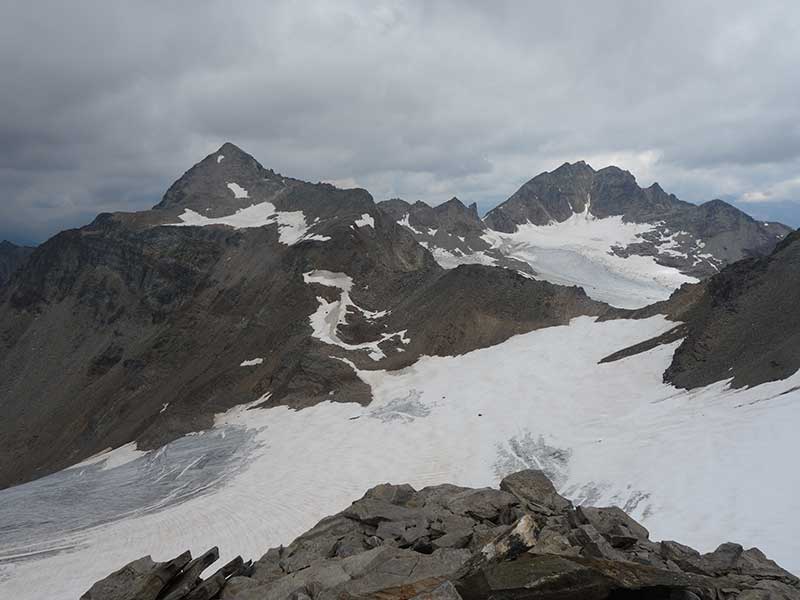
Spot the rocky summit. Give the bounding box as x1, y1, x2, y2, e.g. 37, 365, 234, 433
81, 469, 800, 600
481, 162, 791, 278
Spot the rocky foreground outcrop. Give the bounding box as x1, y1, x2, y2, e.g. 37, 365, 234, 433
82, 470, 799, 600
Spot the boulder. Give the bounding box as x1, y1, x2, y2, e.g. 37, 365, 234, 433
573, 505, 650, 547
700, 543, 799, 584
499, 469, 572, 514
568, 523, 627, 561
478, 514, 540, 562
344, 498, 423, 527
363, 483, 417, 506
443, 488, 520, 523
160, 547, 220, 600
737, 580, 800, 600
81, 551, 191, 600
455, 554, 717, 600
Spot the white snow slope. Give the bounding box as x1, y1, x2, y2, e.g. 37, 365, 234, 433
410, 207, 698, 309
1, 315, 798, 599
481, 214, 697, 309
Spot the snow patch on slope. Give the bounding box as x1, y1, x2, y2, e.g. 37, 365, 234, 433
430, 247, 497, 270
67, 442, 147, 472
397, 214, 423, 235
166, 202, 331, 246
354, 213, 375, 228
226, 182, 249, 199
240, 358, 264, 367
303, 271, 404, 360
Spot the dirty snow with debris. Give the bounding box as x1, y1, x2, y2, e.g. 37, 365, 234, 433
1, 315, 799, 600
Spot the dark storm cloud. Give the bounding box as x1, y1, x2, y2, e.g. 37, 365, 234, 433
2, 0, 799, 244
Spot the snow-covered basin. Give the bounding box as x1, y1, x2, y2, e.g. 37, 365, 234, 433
1, 316, 799, 598
481, 213, 698, 309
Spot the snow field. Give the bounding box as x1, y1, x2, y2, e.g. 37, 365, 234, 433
2, 315, 798, 600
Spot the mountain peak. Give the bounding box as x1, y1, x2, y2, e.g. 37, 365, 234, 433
441, 196, 466, 208
154, 142, 279, 211
218, 141, 244, 152
703, 198, 732, 209
551, 160, 595, 176
596, 164, 634, 179
208, 142, 263, 167
432, 197, 483, 226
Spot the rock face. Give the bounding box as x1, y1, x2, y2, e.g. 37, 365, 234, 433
0, 239, 34, 286
664, 230, 800, 389
376, 198, 531, 273
83, 470, 800, 600
0, 144, 609, 490
482, 161, 791, 277
602, 230, 800, 389
80, 547, 251, 600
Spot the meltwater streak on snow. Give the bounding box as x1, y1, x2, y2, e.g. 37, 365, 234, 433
2, 317, 799, 599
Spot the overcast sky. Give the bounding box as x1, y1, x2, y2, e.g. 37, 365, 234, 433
2, 1, 799, 244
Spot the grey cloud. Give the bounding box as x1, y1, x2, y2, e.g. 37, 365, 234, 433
1, 0, 799, 244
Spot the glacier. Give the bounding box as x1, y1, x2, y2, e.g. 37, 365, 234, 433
1, 315, 798, 600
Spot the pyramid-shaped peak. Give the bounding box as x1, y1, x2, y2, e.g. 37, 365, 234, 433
211, 142, 261, 164
441, 196, 466, 207
154, 142, 279, 211
434, 196, 479, 219
699, 198, 743, 217
217, 141, 247, 154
